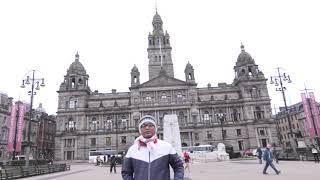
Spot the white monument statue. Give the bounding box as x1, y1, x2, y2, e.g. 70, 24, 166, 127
217, 143, 229, 161
163, 114, 182, 156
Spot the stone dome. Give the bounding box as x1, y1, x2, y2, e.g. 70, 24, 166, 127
185, 61, 193, 70
131, 64, 139, 72
68, 53, 86, 74
152, 12, 163, 25
237, 44, 254, 63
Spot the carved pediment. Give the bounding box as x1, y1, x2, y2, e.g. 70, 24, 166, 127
139, 74, 187, 88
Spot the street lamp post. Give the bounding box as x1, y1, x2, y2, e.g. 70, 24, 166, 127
12, 102, 20, 160
270, 67, 297, 155
20, 70, 45, 168
113, 100, 119, 154
215, 112, 226, 142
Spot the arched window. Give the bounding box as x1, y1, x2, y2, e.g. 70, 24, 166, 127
161, 92, 167, 100
121, 117, 127, 130
188, 73, 192, 80
133, 76, 137, 83
78, 78, 83, 85
71, 77, 76, 88
177, 92, 182, 99
90, 117, 98, 130
106, 119, 112, 130
250, 87, 259, 98
248, 66, 253, 76
145, 94, 152, 102
232, 109, 239, 121
204, 111, 210, 121
69, 97, 74, 108
178, 111, 184, 125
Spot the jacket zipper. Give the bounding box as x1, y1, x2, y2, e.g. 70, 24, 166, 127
148, 151, 151, 180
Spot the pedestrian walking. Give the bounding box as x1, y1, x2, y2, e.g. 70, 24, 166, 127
122, 115, 184, 180
183, 151, 191, 173
110, 155, 117, 173
256, 147, 262, 164
263, 144, 280, 175
311, 145, 319, 163
96, 156, 101, 166
103, 155, 106, 165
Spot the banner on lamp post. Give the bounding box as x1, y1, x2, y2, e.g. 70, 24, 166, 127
7, 104, 17, 153
309, 92, 320, 140
301, 92, 320, 143
15, 102, 26, 152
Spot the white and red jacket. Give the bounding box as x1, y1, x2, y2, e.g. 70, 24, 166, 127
121, 139, 184, 180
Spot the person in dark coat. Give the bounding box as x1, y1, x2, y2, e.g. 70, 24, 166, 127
103, 155, 106, 164
256, 147, 262, 164
122, 115, 184, 180
263, 144, 280, 175
110, 155, 117, 173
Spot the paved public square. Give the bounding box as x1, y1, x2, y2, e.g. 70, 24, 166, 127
24, 160, 320, 180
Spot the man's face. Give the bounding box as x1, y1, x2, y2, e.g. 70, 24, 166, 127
140, 122, 156, 139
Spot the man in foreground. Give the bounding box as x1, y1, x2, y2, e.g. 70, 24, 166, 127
263, 144, 280, 175
122, 115, 184, 180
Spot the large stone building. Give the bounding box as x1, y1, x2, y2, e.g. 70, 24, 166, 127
0, 93, 13, 161
55, 12, 277, 161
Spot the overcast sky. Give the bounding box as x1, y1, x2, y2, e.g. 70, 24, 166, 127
0, 0, 319, 115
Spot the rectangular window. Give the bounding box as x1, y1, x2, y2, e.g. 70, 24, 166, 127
257, 127, 268, 136
260, 139, 267, 147
206, 131, 212, 139
121, 136, 126, 144
90, 138, 96, 146
194, 133, 199, 140
106, 137, 111, 146
67, 139, 72, 147
236, 129, 241, 136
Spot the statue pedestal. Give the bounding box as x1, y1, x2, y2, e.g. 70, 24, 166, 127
163, 114, 182, 156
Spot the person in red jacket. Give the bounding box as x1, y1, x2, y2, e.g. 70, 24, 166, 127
183, 151, 191, 173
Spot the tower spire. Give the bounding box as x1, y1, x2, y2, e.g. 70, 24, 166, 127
155, 0, 158, 14
75, 52, 79, 62
240, 42, 245, 52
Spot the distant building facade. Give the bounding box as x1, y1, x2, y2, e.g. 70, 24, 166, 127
35, 104, 56, 160
55, 12, 277, 161
0, 93, 45, 161
275, 101, 320, 149
0, 93, 13, 161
